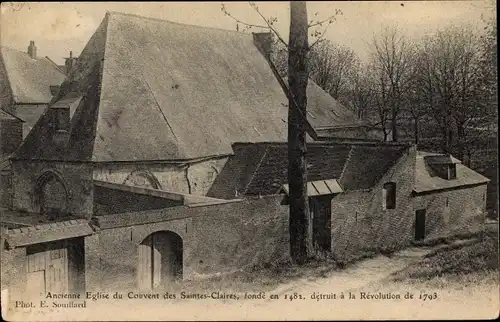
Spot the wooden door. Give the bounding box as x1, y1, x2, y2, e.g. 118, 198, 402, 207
26, 271, 45, 299
415, 209, 426, 241
138, 236, 153, 290
26, 244, 69, 297
46, 248, 68, 293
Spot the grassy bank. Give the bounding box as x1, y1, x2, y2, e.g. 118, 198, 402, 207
391, 232, 498, 287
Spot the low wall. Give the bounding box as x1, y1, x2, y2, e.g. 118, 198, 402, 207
93, 184, 182, 215
87, 195, 290, 291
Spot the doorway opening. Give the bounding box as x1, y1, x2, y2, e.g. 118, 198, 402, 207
309, 195, 333, 252
137, 231, 183, 290
415, 209, 426, 241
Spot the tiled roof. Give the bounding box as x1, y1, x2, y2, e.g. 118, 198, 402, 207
414, 151, 490, 193
3, 219, 94, 248
208, 142, 410, 198
0, 46, 65, 104
13, 11, 360, 162
339, 145, 408, 190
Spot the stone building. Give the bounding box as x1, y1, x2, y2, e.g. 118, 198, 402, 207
0, 41, 69, 209
0, 11, 490, 305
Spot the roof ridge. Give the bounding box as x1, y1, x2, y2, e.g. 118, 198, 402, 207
106, 10, 251, 37
339, 145, 355, 183
242, 146, 269, 195
44, 56, 66, 74
0, 45, 53, 64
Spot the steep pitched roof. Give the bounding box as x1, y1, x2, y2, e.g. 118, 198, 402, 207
207, 142, 410, 198
0, 46, 65, 104
13, 11, 359, 162
414, 151, 490, 193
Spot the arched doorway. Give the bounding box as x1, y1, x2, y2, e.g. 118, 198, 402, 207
137, 231, 183, 290
35, 171, 69, 220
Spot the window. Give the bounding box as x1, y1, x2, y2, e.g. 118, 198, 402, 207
55, 108, 70, 132
445, 197, 449, 207
383, 182, 396, 210
448, 164, 457, 180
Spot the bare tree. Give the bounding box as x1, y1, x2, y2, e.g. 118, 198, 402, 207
343, 62, 373, 120
368, 26, 417, 142
416, 25, 491, 161
270, 39, 360, 106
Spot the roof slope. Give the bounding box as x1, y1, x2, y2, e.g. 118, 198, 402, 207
0, 46, 65, 104
340, 145, 408, 190
414, 151, 490, 193
14, 11, 359, 162
207, 142, 408, 198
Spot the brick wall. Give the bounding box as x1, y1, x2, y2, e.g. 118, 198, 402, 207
11, 160, 94, 217
86, 196, 289, 291
413, 184, 487, 239
331, 147, 417, 262
93, 157, 227, 196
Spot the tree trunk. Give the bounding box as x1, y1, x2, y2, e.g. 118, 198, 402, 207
288, 1, 310, 265
391, 103, 398, 142
414, 117, 419, 145
456, 124, 465, 161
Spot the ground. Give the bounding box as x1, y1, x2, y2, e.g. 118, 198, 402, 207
5, 228, 498, 321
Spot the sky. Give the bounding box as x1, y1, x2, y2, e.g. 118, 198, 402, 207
0, 1, 495, 64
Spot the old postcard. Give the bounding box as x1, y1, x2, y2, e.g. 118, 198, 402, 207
0, 1, 498, 321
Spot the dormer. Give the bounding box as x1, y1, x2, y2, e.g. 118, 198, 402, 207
424, 155, 461, 180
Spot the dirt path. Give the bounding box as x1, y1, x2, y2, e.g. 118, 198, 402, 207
271, 246, 437, 297
7, 239, 497, 321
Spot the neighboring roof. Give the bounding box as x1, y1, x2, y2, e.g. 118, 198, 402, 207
14, 105, 47, 134
14, 11, 359, 162
207, 142, 410, 198
281, 179, 343, 196
0, 109, 23, 122
414, 151, 490, 193
0, 46, 66, 104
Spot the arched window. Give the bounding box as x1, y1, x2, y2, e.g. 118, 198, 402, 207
383, 182, 396, 210
35, 171, 70, 220
123, 171, 161, 190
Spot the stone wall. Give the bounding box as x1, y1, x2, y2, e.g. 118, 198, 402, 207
331, 147, 417, 262
11, 160, 94, 217
93, 157, 227, 196
85, 195, 289, 291
413, 184, 488, 239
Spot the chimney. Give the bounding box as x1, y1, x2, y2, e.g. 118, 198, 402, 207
252, 32, 273, 59
27, 40, 37, 59
64, 51, 77, 73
